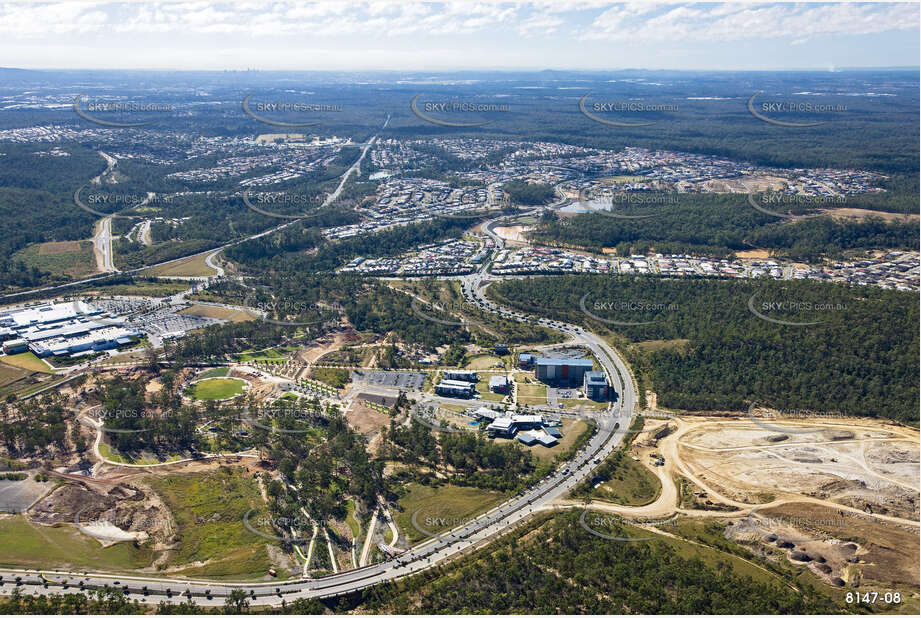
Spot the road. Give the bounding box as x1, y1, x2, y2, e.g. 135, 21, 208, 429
0, 116, 389, 303
203, 250, 225, 277
138, 218, 152, 246
92, 216, 117, 273
0, 240, 638, 607
0, 121, 639, 605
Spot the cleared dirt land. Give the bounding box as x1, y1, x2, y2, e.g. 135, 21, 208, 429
677, 418, 919, 520
821, 208, 920, 222
492, 225, 531, 243
562, 414, 918, 603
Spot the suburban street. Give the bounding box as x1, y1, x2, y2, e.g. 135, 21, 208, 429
0, 116, 389, 303
0, 112, 645, 607
0, 255, 638, 607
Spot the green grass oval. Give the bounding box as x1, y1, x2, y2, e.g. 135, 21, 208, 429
187, 377, 246, 401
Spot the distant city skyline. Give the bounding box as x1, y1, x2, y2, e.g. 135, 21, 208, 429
0, 1, 917, 72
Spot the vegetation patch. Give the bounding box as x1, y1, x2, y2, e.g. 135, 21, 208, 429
572, 449, 661, 506
146, 467, 277, 579
309, 367, 350, 389
0, 514, 154, 572
0, 352, 52, 373
393, 482, 506, 545
14, 240, 96, 280
186, 377, 246, 401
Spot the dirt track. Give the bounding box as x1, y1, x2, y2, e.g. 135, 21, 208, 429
554, 416, 920, 527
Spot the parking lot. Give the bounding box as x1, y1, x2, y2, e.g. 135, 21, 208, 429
0, 473, 49, 513
130, 308, 222, 345
350, 370, 426, 390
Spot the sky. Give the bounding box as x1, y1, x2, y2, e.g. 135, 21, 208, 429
0, 1, 918, 71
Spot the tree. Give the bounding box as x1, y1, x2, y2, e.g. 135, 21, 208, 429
223, 589, 250, 614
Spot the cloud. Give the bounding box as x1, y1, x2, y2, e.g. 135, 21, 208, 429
518, 12, 564, 36
582, 2, 920, 42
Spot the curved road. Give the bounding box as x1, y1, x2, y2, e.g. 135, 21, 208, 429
0, 250, 638, 608
0, 117, 388, 303
0, 117, 640, 605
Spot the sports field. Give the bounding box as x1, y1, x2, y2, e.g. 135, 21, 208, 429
187, 377, 246, 400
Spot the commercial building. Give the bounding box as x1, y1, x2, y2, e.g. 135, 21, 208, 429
511, 414, 544, 430
517, 431, 538, 446
486, 413, 545, 438
434, 379, 476, 398
517, 429, 558, 447
583, 371, 610, 401
0, 301, 139, 359
518, 353, 535, 369
30, 326, 139, 358
486, 416, 517, 438
2, 338, 28, 354
489, 375, 509, 394
0, 301, 104, 329
443, 370, 478, 382
535, 357, 594, 386
473, 406, 500, 422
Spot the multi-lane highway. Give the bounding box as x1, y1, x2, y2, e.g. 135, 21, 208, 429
92, 216, 117, 273
0, 118, 638, 606
0, 238, 637, 607
0, 117, 388, 303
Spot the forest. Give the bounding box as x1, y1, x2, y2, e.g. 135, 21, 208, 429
353, 510, 839, 614
502, 180, 556, 205
532, 193, 918, 261
490, 274, 919, 422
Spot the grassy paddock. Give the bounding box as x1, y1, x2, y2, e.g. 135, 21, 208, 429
0, 352, 52, 373
146, 467, 277, 579
394, 483, 507, 545
0, 515, 154, 572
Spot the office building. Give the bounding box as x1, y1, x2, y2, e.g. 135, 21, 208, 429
443, 370, 478, 382
489, 375, 509, 394
535, 357, 594, 386
518, 353, 535, 369
583, 371, 610, 401
434, 379, 476, 398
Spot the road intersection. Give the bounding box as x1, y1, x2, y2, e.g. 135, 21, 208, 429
0, 252, 638, 607
0, 121, 642, 607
